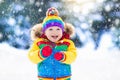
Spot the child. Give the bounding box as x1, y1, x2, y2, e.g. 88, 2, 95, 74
28, 7, 77, 80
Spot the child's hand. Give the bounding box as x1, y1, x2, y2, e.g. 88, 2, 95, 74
54, 52, 65, 61
40, 46, 52, 58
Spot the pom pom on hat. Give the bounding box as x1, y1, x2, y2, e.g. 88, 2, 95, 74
42, 7, 64, 33
46, 7, 59, 16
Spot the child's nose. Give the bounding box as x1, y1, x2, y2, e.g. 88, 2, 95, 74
53, 30, 58, 33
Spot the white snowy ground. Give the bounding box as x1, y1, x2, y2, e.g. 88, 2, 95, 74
0, 43, 120, 80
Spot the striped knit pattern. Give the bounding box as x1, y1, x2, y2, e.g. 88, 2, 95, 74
42, 16, 64, 32
38, 76, 71, 80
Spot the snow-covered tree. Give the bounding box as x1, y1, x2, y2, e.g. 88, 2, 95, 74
0, 0, 119, 50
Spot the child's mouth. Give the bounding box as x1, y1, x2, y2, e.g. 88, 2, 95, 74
51, 35, 58, 39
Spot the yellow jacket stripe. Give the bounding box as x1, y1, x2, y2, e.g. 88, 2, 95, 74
61, 39, 77, 64
28, 38, 43, 64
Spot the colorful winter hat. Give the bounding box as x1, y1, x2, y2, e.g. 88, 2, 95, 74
42, 7, 64, 33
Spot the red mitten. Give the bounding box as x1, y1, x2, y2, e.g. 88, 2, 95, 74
54, 52, 64, 61
40, 46, 52, 58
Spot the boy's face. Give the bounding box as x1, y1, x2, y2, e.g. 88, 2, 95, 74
45, 26, 63, 42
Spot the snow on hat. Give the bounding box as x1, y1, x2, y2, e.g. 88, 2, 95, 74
42, 7, 64, 33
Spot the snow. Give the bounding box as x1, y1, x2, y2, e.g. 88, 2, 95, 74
0, 43, 37, 80
0, 42, 120, 80
72, 48, 120, 80
7, 17, 16, 26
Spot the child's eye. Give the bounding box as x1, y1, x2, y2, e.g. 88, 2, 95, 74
49, 28, 53, 31
57, 28, 60, 30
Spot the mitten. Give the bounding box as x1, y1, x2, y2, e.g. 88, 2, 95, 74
54, 52, 65, 61
40, 46, 52, 58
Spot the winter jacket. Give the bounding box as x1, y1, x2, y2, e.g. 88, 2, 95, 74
28, 38, 77, 78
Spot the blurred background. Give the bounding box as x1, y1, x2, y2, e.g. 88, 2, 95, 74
0, 0, 120, 50
0, 0, 120, 80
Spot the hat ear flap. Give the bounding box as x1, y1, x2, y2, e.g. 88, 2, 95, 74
30, 23, 43, 41
64, 23, 75, 38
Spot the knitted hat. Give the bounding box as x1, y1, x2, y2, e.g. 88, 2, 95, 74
42, 7, 64, 33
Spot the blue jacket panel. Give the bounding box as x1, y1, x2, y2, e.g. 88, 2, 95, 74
37, 49, 71, 78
